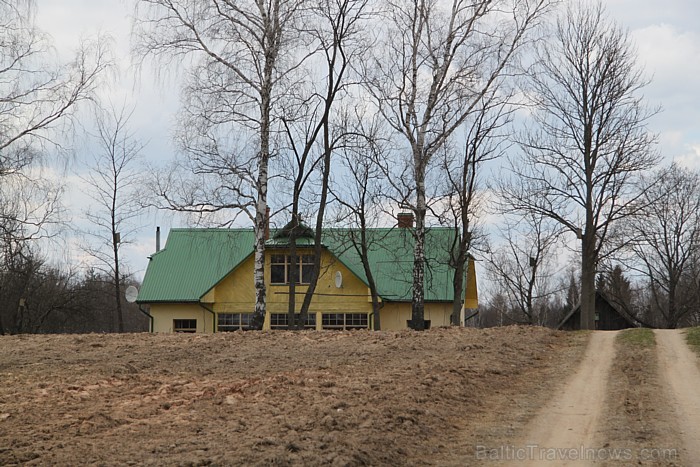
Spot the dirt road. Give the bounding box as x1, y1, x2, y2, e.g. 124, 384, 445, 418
506, 332, 617, 466
505, 329, 700, 466
655, 329, 700, 463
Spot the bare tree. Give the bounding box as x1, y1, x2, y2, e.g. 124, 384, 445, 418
439, 91, 513, 325
275, 0, 370, 329
329, 113, 392, 330
0, 0, 109, 259
365, 0, 551, 330
1, 1, 109, 156
80, 104, 143, 332
485, 213, 562, 325
134, 0, 309, 329
626, 164, 700, 328
500, 1, 658, 330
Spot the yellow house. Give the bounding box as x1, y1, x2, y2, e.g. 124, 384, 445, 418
137, 220, 477, 332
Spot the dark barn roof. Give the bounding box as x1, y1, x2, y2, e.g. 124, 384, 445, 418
557, 290, 636, 331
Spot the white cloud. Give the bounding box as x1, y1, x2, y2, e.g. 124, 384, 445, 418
673, 144, 700, 170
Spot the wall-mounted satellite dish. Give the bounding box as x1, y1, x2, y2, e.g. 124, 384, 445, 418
334, 271, 343, 288
125, 285, 139, 303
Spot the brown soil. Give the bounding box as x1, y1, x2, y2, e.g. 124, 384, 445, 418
0, 327, 585, 466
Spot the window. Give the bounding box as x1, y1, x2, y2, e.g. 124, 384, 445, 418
270, 313, 317, 330
218, 313, 253, 331
174, 319, 197, 333
270, 254, 315, 284
322, 313, 368, 330
270, 255, 287, 284
300, 255, 314, 283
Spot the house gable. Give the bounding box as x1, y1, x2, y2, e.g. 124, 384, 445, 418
207, 247, 375, 314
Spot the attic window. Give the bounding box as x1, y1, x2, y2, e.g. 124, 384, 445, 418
270, 254, 315, 284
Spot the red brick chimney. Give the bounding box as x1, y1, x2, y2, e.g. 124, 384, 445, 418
397, 212, 414, 228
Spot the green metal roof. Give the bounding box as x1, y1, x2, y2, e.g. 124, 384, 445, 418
138, 226, 460, 303
320, 228, 457, 301
137, 229, 255, 303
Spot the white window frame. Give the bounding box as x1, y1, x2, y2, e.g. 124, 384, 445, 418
270, 254, 315, 285
270, 313, 317, 329
321, 313, 368, 330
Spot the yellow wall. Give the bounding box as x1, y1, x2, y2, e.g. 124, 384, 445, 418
378, 302, 452, 331
150, 303, 215, 333
465, 256, 478, 309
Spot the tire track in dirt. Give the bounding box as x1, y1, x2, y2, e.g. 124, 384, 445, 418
654, 329, 700, 464
505, 331, 617, 466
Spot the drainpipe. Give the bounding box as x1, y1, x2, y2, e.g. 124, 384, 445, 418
138, 304, 154, 333
199, 303, 216, 333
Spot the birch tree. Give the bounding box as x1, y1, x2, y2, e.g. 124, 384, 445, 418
365, 0, 551, 330
500, 1, 658, 330
134, 0, 308, 328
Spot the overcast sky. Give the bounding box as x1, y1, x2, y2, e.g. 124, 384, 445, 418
34, 0, 700, 281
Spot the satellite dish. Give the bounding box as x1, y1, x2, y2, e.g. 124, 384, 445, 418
334, 271, 343, 288
125, 285, 139, 303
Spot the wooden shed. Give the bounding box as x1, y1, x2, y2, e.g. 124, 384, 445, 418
557, 290, 636, 331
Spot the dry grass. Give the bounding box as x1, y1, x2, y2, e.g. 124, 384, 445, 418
684, 327, 700, 355
618, 328, 656, 348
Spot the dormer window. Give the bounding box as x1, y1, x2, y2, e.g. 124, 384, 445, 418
270, 254, 315, 284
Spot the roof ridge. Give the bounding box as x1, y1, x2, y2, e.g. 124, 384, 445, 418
170, 227, 253, 232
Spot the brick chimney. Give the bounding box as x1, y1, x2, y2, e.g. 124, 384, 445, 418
397, 212, 414, 228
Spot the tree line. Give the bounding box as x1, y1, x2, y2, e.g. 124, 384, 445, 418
2, 0, 698, 333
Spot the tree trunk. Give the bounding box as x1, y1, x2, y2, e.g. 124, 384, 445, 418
450, 256, 464, 326
358, 228, 382, 331
411, 180, 426, 330
251, 57, 273, 330
580, 235, 596, 330
113, 236, 123, 333
287, 216, 298, 330
298, 118, 334, 328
